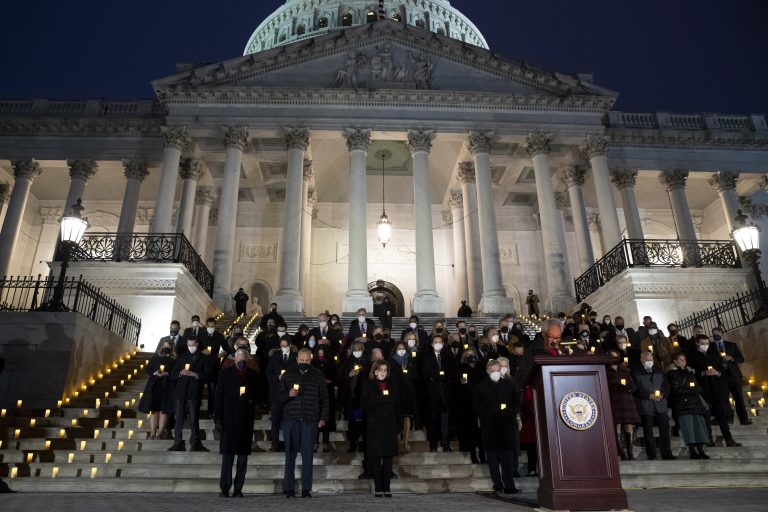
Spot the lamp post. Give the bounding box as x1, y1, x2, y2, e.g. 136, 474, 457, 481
39, 199, 89, 312
732, 209, 768, 319
375, 149, 392, 248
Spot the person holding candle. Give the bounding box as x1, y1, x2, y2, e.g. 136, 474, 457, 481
308, 312, 342, 356
348, 307, 375, 344
221, 337, 259, 371
360, 360, 401, 497
474, 359, 521, 495
400, 314, 429, 351
632, 351, 676, 460
311, 344, 338, 452
215, 349, 259, 497
266, 337, 298, 452
278, 348, 329, 498
339, 341, 367, 452
168, 336, 209, 452
667, 352, 711, 459
390, 341, 418, 452
711, 327, 752, 425
457, 348, 485, 464
606, 350, 640, 460
199, 317, 226, 420
638, 322, 674, 371
138, 339, 176, 439
422, 334, 457, 452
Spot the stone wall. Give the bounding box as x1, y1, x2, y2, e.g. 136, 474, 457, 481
723, 319, 768, 387
0, 311, 135, 408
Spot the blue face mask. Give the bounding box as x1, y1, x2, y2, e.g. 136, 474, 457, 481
236, 360, 246, 371
713, 335, 722, 342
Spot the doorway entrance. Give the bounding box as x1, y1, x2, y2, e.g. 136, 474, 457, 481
368, 280, 405, 319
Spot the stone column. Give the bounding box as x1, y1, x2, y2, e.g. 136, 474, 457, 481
0, 182, 11, 227
448, 189, 469, 307
407, 129, 444, 314
554, 191, 572, 275
342, 128, 373, 313
524, 133, 575, 313
174, 158, 205, 237
0, 159, 43, 276
303, 186, 317, 309
273, 127, 309, 313
580, 135, 622, 250
117, 159, 149, 235
457, 162, 482, 309
31, 207, 63, 277
708, 170, 740, 232
299, 160, 313, 308
610, 167, 644, 240
562, 166, 594, 271
150, 126, 190, 233
193, 186, 216, 257
468, 131, 513, 314
212, 126, 249, 311
659, 169, 697, 241
64, 159, 98, 211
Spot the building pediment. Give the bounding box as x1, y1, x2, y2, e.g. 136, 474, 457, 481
153, 21, 616, 109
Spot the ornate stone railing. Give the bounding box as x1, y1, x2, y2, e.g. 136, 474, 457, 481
69, 233, 214, 297
574, 239, 741, 302
0, 99, 163, 118
606, 111, 767, 132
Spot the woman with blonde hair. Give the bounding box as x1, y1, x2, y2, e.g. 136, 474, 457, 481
138, 338, 177, 439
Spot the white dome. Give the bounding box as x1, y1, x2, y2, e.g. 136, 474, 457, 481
243, 0, 488, 55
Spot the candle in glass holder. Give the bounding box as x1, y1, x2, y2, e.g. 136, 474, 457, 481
29, 418, 36, 427
240, 386, 246, 396
673, 340, 679, 348
116, 410, 122, 419
689, 381, 696, 388
10, 467, 17, 478
95, 399, 100, 409
590, 346, 596, 354
648, 346, 653, 353
411, 352, 417, 358
137, 420, 143, 429
44, 440, 51, 450
80, 441, 87, 450
184, 364, 190, 371
14, 429, 20, 439
721, 352, 726, 358
362, 333, 366, 338
71, 419, 77, 427
105, 453, 112, 463
463, 344, 469, 350
623, 357, 629, 364
52, 467, 59, 478
752, 408, 759, 417
280, 369, 285, 375
462, 373, 468, 381
67, 452, 74, 463
620, 378, 626, 386
103, 420, 109, 429
45, 409, 51, 418
17, 400, 23, 408
59, 429, 66, 438
654, 390, 661, 397
207, 346, 212, 353
747, 391, 753, 399
90, 467, 97, 478
57, 400, 62, 408
83, 409, 89, 417
439, 370, 445, 376
293, 384, 300, 391
403, 369, 408, 374
383, 389, 389, 396
500, 403, 507, 410
159, 365, 165, 372
128, 430, 134, 439
118, 441, 125, 451
759, 398, 766, 408
26, 453, 33, 463
354, 365, 360, 372
0, 409, 5, 418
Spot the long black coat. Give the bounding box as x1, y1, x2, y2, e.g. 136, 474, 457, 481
312, 353, 338, 432
360, 377, 401, 458
338, 355, 367, 411
389, 356, 418, 417
171, 351, 208, 401
265, 348, 297, 402
214, 367, 259, 455
687, 347, 730, 405
456, 362, 484, 451
421, 350, 457, 414
667, 366, 709, 417
138, 354, 176, 414
473, 376, 520, 452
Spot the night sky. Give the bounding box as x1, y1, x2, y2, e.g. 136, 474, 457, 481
1, 0, 765, 114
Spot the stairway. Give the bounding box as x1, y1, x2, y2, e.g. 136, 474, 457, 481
3, 351, 766, 493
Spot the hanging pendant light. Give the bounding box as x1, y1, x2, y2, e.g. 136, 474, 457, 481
375, 149, 392, 247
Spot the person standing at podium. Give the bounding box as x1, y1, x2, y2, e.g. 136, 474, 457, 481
474, 359, 521, 495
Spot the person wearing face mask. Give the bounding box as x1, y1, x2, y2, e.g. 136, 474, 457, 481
422, 335, 456, 452
639, 322, 674, 370
710, 327, 751, 425
666, 323, 688, 355
259, 302, 285, 330
279, 348, 329, 498
457, 348, 485, 464
445, 333, 463, 362
309, 313, 342, 355
183, 315, 202, 342
221, 337, 259, 371
473, 360, 521, 495
613, 334, 641, 372
293, 324, 310, 349
255, 320, 279, 370
199, 317, 226, 420
168, 337, 210, 452
360, 361, 401, 497
339, 341, 367, 453
476, 336, 494, 364
400, 315, 429, 351
605, 350, 640, 460
457, 299, 473, 317
561, 318, 577, 340
214, 348, 259, 498
138, 340, 177, 439
631, 352, 675, 460
157, 320, 186, 355
485, 328, 511, 359
431, 320, 447, 339
371, 327, 393, 359
571, 322, 599, 355
311, 345, 338, 452
666, 352, 711, 459
637, 315, 654, 341
348, 308, 375, 343
605, 315, 638, 352
525, 289, 540, 317
600, 315, 613, 332
498, 319, 512, 346
226, 326, 245, 355
389, 341, 417, 452
687, 334, 742, 447
266, 338, 298, 452
508, 322, 531, 350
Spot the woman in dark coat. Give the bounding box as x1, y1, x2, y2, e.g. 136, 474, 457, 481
339, 341, 367, 452
138, 339, 177, 439
360, 360, 401, 498
606, 350, 641, 460
389, 341, 418, 452
667, 352, 710, 459
312, 344, 338, 452
456, 348, 485, 463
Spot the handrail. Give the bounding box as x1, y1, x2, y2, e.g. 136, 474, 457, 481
677, 287, 768, 338
574, 238, 741, 302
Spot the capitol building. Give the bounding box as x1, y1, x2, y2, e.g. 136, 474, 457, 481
1, 0, 767, 345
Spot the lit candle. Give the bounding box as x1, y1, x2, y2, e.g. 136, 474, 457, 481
354, 365, 360, 371
105, 453, 112, 463
95, 399, 101, 409
112, 386, 117, 392
44, 440, 51, 450
26, 453, 33, 463
80, 441, 87, 450
124, 401, 130, 409
707, 366, 713, 371
128, 430, 134, 439
131, 399, 136, 406
673, 341, 679, 348
65, 398, 71, 404
106, 369, 111, 374
116, 410, 122, 419
0, 409, 5, 417
72, 419, 78, 428
293, 384, 300, 391
118, 441, 124, 451
500, 403, 507, 410
403, 369, 408, 374
759, 398, 766, 408
126, 374, 132, 381
207, 346, 212, 353
748, 376, 755, 385
14, 429, 20, 439
17, 400, 23, 408
383, 389, 389, 396
159, 365, 165, 372
52, 467, 59, 478
752, 408, 758, 417
654, 390, 661, 397
623, 357, 629, 364
721, 352, 726, 358
103, 419, 109, 429
648, 346, 653, 353
462, 373, 468, 381
45, 409, 51, 418
280, 369, 285, 375
184, 364, 190, 371
463, 344, 469, 350
83, 409, 89, 417
59, 429, 66, 438
137, 420, 143, 429
104, 392, 109, 399
411, 352, 417, 358
689, 381, 696, 387
29, 418, 36, 427
91, 467, 97, 478
10, 467, 17, 478
57, 400, 62, 408
362, 333, 367, 338
747, 391, 753, 399
620, 379, 626, 386
68, 453, 74, 463
590, 346, 596, 353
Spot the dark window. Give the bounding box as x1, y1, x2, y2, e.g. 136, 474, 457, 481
392, 13, 402, 22
415, 19, 425, 28
296, 24, 305, 35
367, 10, 377, 23
318, 17, 329, 28
436, 27, 445, 35
342, 13, 353, 26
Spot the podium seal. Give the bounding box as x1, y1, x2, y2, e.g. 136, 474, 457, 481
559, 391, 598, 431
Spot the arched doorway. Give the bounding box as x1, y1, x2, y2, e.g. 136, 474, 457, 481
368, 280, 405, 318
247, 281, 272, 317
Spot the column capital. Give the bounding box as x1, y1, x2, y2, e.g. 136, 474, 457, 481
707, 170, 739, 193
523, 132, 552, 156
579, 134, 609, 159
303, 159, 314, 181
659, 169, 689, 190
178, 158, 206, 181
441, 210, 452, 224
195, 186, 217, 206
0, 182, 10, 202
283, 126, 309, 151
588, 210, 601, 230
224, 126, 249, 150
562, 165, 587, 187
40, 207, 63, 225
406, 129, 435, 153
467, 130, 494, 155
122, 159, 150, 182
162, 126, 191, 150
609, 167, 639, 190
456, 162, 475, 184
554, 191, 569, 210
343, 128, 371, 152
66, 159, 98, 181
448, 188, 463, 207
308, 187, 317, 205
11, 159, 43, 181
760, 175, 768, 193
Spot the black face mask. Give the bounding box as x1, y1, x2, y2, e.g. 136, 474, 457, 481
467, 356, 477, 364
374, 333, 383, 341
267, 325, 275, 331
615, 323, 624, 330
669, 330, 678, 337
469, 330, 476, 337
479, 345, 489, 352
170, 330, 179, 336
435, 327, 444, 334
161, 348, 172, 355
500, 326, 508, 333
458, 328, 467, 335
566, 324, 574, 330
451, 341, 460, 348
298, 362, 310, 372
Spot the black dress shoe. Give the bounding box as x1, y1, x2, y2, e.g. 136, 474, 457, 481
285, 491, 295, 498
218, 492, 229, 498
167, 443, 185, 451
232, 491, 244, 498
740, 419, 754, 425
726, 440, 743, 447
374, 493, 383, 498
384, 493, 393, 498
302, 490, 312, 498
358, 472, 372, 479
504, 487, 520, 495
190, 442, 209, 452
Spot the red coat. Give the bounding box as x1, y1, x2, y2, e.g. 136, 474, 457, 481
519, 386, 536, 445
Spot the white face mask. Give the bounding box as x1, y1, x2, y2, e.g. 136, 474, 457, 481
331, 319, 337, 325
375, 372, 387, 381
500, 366, 509, 376
281, 346, 290, 354
318, 321, 327, 328
206, 327, 215, 335
358, 315, 366, 323
352, 350, 363, 359
642, 360, 654, 370
698, 344, 709, 353
407, 339, 416, 347
490, 371, 501, 382
396, 349, 407, 357
433, 343, 443, 352
192, 321, 199, 327
648, 329, 658, 336
618, 343, 627, 350
308, 339, 316, 348
188, 346, 197, 354
409, 322, 417, 330
277, 330, 286, 337
491, 335, 499, 343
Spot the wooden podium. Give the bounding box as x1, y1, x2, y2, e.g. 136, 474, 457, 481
531, 355, 629, 511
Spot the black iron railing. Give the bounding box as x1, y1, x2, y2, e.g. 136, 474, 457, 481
0, 274, 141, 345
677, 287, 768, 339
574, 239, 741, 302
68, 232, 214, 297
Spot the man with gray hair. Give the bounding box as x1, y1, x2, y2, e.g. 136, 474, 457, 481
278, 347, 329, 498
536, 319, 564, 355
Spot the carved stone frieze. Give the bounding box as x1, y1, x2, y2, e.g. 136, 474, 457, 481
135, 207, 155, 226
307, 187, 317, 205
344, 128, 371, 152
178, 159, 206, 181
738, 196, 768, 220
40, 207, 63, 224
609, 167, 638, 190
66, 159, 98, 181
707, 170, 739, 193
406, 129, 435, 153
303, 160, 314, 181
441, 210, 452, 224
86, 278, 176, 290
0, 118, 163, 138
659, 169, 689, 190
523, 132, 552, 157
122, 159, 150, 182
